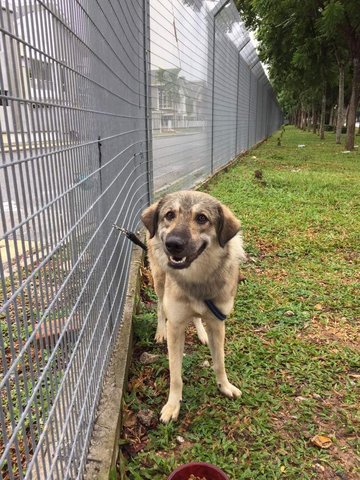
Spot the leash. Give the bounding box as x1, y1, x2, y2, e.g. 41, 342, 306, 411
113, 224, 227, 321
112, 224, 148, 252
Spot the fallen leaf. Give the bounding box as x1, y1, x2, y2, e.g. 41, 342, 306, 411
311, 435, 332, 449
124, 413, 137, 428
314, 304, 323, 311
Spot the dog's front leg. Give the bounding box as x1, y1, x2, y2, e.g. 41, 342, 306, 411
206, 318, 242, 399
155, 299, 167, 343
160, 318, 186, 423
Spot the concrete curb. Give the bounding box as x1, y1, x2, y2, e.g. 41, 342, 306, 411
84, 242, 144, 480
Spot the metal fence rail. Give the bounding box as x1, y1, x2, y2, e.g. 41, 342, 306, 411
0, 0, 282, 478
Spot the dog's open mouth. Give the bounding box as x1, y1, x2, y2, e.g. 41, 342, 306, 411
167, 242, 207, 269
169, 255, 187, 265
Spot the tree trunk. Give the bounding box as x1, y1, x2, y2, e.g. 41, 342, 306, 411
312, 110, 318, 134
319, 87, 326, 140
345, 57, 360, 150
311, 103, 315, 131
307, 110, 311, 131
336, 62, 345, 144
300, 106, 306, 130
329, 106, 334, 128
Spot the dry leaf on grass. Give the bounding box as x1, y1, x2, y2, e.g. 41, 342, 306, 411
311, 434, 333, 449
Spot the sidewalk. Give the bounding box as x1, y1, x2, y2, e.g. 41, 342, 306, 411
153, 128, 204, 138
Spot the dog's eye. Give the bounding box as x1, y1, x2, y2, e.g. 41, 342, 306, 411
195, 214, 208, 224
165, 211, 175, 221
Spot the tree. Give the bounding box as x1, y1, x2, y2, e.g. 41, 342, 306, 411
236, 0, 335, 136
236, 0, 359, 148
319, 1, 360, 150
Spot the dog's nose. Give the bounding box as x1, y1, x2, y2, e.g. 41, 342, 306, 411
165, 235, 186, 255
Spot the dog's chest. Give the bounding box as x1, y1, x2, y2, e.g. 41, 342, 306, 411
174, 273, 227, 301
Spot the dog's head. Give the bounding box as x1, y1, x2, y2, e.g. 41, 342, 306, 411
141, 191, 241, 270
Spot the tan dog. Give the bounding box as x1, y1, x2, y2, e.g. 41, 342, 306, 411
141, 190, 246, 423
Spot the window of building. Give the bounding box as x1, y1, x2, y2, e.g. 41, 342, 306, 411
159, 89, 172, 110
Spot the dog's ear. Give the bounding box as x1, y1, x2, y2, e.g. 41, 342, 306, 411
141, 201, 160, 238
216, 204, 241, 247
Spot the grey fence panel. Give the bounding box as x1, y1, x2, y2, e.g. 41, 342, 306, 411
248, 71, 258, 147
149, 0, 213, 193
260, 79, 267, 141
0, 1, 149, 478
236, 56, 250, 154
150, 0, 282, 193
212, 5, 238, 171
255, 78, 263, 143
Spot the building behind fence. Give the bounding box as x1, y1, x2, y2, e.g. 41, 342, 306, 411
0, 0, 282, 478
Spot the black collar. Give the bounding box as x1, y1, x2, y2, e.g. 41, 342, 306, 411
204, 299, 227, 321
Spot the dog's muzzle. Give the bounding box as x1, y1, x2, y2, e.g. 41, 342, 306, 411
165, 234, 207, 269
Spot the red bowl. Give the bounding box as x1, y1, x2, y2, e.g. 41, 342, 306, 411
168, 462, 229, 480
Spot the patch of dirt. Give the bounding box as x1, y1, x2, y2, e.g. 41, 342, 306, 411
256, 239, 279, 258
270, 391, 360, 480
299, 314, 360, 350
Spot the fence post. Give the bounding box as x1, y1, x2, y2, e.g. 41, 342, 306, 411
143, 0, 153, 204
235, 53, 240, 157
247, 68, 252, 149
210, 14, 216, 174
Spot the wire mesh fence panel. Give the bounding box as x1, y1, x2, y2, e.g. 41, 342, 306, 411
0, 1, 150, 479
150, 0, 282, 194
212, 2, 239, 172
236, 55, 250, 153
255, 79, 263, 143
149, 0, 213, 194
260, 79, 268, 141
248, 70, 258, 148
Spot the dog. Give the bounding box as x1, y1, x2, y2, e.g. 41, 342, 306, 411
141, 190, 246, 423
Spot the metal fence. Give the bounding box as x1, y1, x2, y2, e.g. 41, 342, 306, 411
0, 0, 282, 479
150, 0, 282, 193
0, 1, 150, 478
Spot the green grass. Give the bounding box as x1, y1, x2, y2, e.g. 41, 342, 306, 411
120, 126, 360, 479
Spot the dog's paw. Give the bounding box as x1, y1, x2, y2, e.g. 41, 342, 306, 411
154, 325, 167, 343
154, 331, 166, 343
160, 401, 181, 423
218, 382, 242, 399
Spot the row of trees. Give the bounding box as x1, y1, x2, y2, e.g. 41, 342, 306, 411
235, 0, 360, 150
